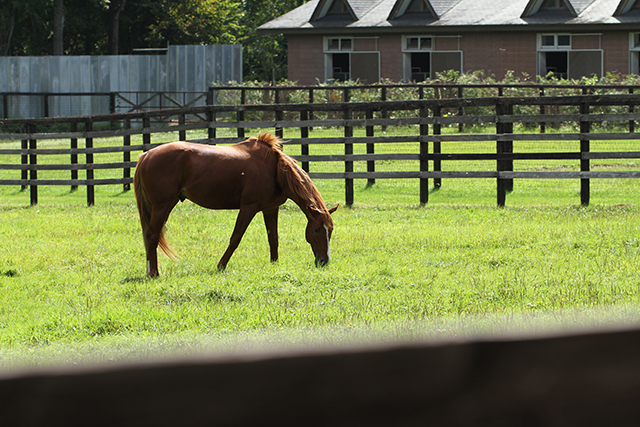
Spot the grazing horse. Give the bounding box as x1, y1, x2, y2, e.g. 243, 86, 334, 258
134, 132, 338, 277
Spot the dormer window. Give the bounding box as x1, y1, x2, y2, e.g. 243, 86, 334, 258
522, 0, 576, 17
388, 0, 437, 20
614, 0, 640, 15
406, 0, 431, 13
311, 0, 356, 21
327, 0, 350, 15
540, 0, 567, 10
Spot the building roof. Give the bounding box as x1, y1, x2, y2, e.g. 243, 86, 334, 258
258, 0, 639, 34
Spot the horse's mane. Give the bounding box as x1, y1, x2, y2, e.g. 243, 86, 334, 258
256, 132, 333, 227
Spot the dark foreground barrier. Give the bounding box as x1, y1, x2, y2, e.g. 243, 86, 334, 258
1, 325, 640, 426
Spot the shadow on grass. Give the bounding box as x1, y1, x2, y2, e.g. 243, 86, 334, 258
121, 276, 148, 284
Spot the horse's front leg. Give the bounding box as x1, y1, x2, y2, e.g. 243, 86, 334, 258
262, 207, 279, 263
218, 206, 259, 270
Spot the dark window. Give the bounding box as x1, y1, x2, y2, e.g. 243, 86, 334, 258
557, 34, 571, 47
406, 37, 432, 51
332, 53, 350, 81
410, 53, 430, 81
540, 0, 566, 10
545, 51, 568, 78
407, 0, 428, 12
327, 38, 352, 51
328, 0, 348, 15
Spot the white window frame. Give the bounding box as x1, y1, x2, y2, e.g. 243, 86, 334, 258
401, 36, 464, 82
402, 36, 433, 82
324, 37, 381, 83
325, 37, 353, 52
402, 36, 433, 51
538, 33, 571, 79
324, 37, 353, 82
539, 34, 572, 50
630, 33, 640, 74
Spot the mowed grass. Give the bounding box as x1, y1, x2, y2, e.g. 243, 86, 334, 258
2, 125, 640, 365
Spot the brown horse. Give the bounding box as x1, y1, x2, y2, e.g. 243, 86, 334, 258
134, 132, 338, 277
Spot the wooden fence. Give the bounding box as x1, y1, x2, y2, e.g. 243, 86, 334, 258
1, 92, 639, 207
2, 324, 640, 426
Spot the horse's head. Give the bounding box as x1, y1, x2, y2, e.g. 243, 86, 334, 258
306, 203, 339, 267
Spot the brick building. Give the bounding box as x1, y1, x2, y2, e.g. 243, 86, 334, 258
258, 0, 640, 84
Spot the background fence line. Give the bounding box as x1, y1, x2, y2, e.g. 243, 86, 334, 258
3, 82, 639, 119
1, 92, 639, 207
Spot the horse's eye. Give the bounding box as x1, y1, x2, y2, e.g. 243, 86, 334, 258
315, 228, 321, 233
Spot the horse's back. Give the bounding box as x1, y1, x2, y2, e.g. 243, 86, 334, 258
137, 140, 282, 210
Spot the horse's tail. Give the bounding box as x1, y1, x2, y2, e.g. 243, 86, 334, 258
134, 153, 176, 260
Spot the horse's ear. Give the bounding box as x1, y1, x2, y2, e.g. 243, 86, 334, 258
328, 203, 339, 214
307, 203, 321, 214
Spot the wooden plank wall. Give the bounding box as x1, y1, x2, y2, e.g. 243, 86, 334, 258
0, 45, 243, 118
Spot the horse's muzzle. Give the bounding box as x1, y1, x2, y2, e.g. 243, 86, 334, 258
315, 256, 329, 267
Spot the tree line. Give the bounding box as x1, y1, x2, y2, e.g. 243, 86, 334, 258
0, 0, 304, 82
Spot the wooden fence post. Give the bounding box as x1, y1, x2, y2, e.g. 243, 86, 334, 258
179, 114, 186, 141
206, 88, 217, 142
345, 106, 354, 207
28, 124, 37, 206
629, 88, 635, 133
432, 105, 442, 189
43, 94, 50, 118
381, 86, 387, 132
457, 86, 464, 133
420, 104, 429, 205
300, 109, 310, 173
275, 110, 284, 140
123, 118, 131, 191
580, 99, 590, 206
70, 122, 78, 192
109, 92, 116, 115
238, 89, 246, 139
20, 124, 28, 192
366, 107, 375, 187
143, 117, 151, 151
496, 100, 513, 207
539, 87, 546, 134
86, 121, 94, 206
308, 88, 314, 131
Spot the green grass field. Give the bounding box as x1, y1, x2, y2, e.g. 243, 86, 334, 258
1, 126, 640, 367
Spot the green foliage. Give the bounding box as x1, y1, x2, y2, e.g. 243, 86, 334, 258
2, 0, 303, 81
145, 0, 242, 46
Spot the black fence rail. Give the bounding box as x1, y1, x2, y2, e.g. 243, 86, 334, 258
0, 91, 212, 119
5, 82, 640, 120
1, 92, 639, 207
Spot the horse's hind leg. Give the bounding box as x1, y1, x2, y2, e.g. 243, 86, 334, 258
144, 202, 177, 277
